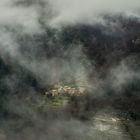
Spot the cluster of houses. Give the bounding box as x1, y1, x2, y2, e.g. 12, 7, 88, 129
45, 84, 86, 97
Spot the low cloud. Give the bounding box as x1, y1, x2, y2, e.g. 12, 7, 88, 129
49, 0, 140, 26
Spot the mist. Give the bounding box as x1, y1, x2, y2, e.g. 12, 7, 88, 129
49, 0, 140, 26
0, 0, 140, 28
0, 0, 140, 140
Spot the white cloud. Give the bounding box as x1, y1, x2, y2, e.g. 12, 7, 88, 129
0, 0, 139, 28
48, 0, 140, 26
0, 0, 43, 34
